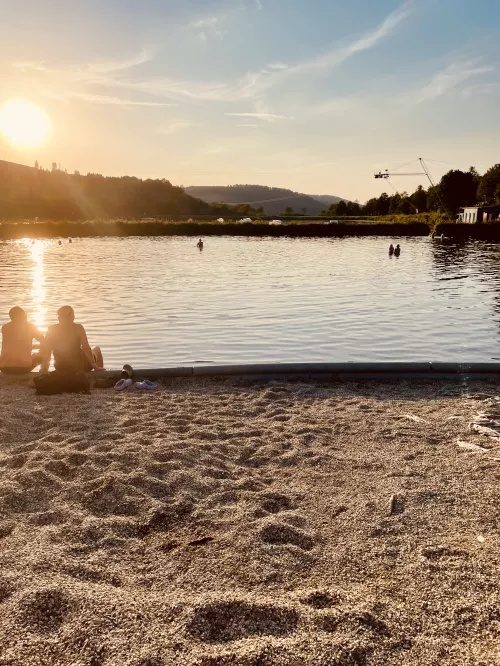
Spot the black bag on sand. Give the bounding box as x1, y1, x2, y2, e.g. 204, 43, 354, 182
33, 371, 91, 396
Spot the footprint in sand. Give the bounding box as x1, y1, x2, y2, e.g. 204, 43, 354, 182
259, 492, 295, 514
260, 522, 315, 551
186, 600, 299, 643
17, 588, 71, 633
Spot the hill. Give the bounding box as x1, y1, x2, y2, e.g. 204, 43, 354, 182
0, 160, 212, 220
311, 194, 344, 207
184, 185, 344, 216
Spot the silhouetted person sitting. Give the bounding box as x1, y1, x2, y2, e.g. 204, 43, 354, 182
394, 244, 401, 257
389, 244, 395, 256
0, 307, 44, 374
40, 306, 103, 374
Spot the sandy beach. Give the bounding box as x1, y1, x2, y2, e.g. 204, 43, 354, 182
0, 376, 499, 665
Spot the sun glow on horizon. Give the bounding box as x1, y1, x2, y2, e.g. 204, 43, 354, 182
0, 100, 51, 147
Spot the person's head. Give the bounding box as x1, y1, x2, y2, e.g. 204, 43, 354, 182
57, 305, 75, 324
396, 244, 400, 248
9, 306, 27, 324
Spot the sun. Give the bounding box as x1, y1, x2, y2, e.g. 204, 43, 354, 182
0, 100, 51, 147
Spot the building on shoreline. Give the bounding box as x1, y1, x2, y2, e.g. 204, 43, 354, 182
458, 206, 500, 223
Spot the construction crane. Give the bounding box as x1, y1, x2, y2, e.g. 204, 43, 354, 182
374, 157, 448, 215
374, 158, 437, 188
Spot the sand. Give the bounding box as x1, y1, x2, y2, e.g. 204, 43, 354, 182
0, 376, 499, 665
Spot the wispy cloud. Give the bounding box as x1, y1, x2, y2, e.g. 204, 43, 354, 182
54, 92, 174, 106
291, 2, 411, 75
16, 49, 154, 81
190, 14, 224, 40
225, 112, 294, 121
239, 2, 413, 97
414, 59, 494, 102
158, 120, 196, 135
13, 4, 411, 109
191, 17, 218, 28
255, 0, 263, 9
462, 82, 499, 97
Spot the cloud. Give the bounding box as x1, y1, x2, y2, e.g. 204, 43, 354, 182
255, 0, 263, 9
52, 92, 174, 106
462, 82, 499, 97
13, 4, 411, 109
225, 112, 294, 121
99, 3, 411, 103
191, 16, 219, 28
292, 2, 411, 75
16, 49, 153, 81
310, 96, 359, 116
190, 14, 224, 40
158, 120, 196, 135
414, 59, 494, 103
239, 1, 412, 97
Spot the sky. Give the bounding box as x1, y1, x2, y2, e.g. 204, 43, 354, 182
0, 0, 499, 202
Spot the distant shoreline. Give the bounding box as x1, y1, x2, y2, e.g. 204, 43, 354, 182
0, 219, 499, 240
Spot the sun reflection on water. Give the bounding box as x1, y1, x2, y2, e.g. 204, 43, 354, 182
29, 240, 47, 330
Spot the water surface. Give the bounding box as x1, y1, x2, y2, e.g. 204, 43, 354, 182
0, 236, 499, 367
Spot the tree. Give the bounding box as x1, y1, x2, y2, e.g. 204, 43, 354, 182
334, 200, 348, 216
478, 164, 500, 204
410, 185, 427, 213
34, 160, 39, 170
51, 162, 58, 172
438, 169, 478, 214
284, 207, 294, 215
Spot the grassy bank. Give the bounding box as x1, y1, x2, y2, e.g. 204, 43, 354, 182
1, 218, 499, 239
0, 219, 431, 239
436, 222, 500, 239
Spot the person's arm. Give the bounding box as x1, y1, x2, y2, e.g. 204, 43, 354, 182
40, 329, 52, 373
78, 324, 99, 370
31, 325, 45, 353
32, 325, 45, 345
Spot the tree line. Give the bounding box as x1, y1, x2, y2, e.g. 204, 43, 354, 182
323, 164, 500, 218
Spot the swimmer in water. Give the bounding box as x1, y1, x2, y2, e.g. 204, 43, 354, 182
394, 244, 401, 257
389, 244, 395, 256
197, 238, 204, 251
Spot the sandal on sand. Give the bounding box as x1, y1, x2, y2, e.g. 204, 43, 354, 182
135, 380, 158, 390
121, 364, 133, 379
115, 378, 133, 391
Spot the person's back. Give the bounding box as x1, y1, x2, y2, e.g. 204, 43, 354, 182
0, 307, 44, 373
42, 306, 103, 374
389, 244, 394, 256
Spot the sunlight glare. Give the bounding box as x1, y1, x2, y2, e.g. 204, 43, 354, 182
0, 100, 51, 147
30, 240, 47, 331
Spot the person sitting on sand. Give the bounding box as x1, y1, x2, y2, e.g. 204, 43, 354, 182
389, 244, 394, 256
40, 306, 103, 374
0, 307, 45, 374
394, 244, 401, 257
197, 238, 204, 250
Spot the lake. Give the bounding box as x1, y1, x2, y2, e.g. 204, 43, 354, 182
0, 236, 499, 368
